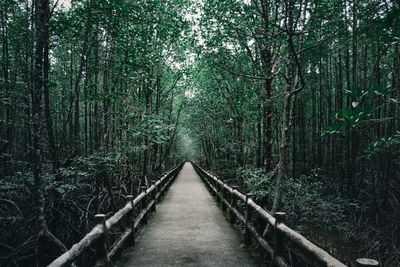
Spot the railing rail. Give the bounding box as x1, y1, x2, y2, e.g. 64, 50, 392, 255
47, 163, 184, 267
192, 162, 348, 267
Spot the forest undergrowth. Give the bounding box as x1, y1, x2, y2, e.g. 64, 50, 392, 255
0, 151, 176, 266
234, 139, 400, 266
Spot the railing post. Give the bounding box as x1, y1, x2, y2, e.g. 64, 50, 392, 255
94, 214, 109, 267
169, 171, 175, 186
356, 259, 379, 267
218, 181, 222, 200
141, 185, 148, 224
160, 175, 166, 197
170, 169, 174, 179
256, 213, 264, 234
167, 172, 172, 186
230, 186, 238, 225
244, 193, 254, 245
272, 212, 286, 266
221, 180, 226, 212
151, 179, 156, 212
215, 181, 221, 204
212, 179, 217, 200
125, 195, 135, 248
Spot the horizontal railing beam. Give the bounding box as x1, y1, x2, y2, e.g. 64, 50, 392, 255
195, 164, 288, 267
47, 224, 104, 267
106, 202, 133, 230
192, 162, 347, 267
47, 162, 184, 267
107, 227, 132, 259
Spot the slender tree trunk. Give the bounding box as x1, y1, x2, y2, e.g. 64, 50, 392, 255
344, 4, 352, 189
311, 39, 319, 167
34, 1, 70, 264
348, 0, 358, 194
33, 0, 45, 237
291, 101, 297, 178
299, 99, 306, 172
263, 78, 273, 171
142, 88, 152, 179
271, 1, 297, 214
94, 40, 100, 150
1, 5, 12, 152
66, 44, 74, 150
43, 3, 58, 169
271, 45, 293, 215
336, 47, 344, 178
270, 1, 305, 215
237, 115, 244, 167
73, 4, 92, 152
318, 52, 323, 166
259, 0, 275, 172
84, 60, 89, 155
394, 44, 400, 130
257, 101, 263, 168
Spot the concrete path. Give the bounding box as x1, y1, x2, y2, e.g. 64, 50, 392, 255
117, 162, 261, 267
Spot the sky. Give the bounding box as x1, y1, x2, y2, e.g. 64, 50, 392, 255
56, 0, 71, 10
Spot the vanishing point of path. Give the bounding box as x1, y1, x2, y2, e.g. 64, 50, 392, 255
117, 162, 262, 267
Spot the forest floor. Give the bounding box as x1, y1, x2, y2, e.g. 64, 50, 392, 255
116, 162, 262, 266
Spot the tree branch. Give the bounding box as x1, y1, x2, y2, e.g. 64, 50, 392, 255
211, 58, 266, 80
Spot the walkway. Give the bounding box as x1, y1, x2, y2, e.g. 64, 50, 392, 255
117, 162, 261, 266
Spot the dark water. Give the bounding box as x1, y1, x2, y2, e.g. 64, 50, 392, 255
298, 223, 361, 267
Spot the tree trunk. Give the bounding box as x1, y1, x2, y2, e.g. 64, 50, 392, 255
257, 101, 263, 168
271, 41, 293, 215
1, 4, 12, 153
393, 44, 400, 130
73, 3, 92, 152
270, 1, 305, 215
33, 0, 46, 235
43, 3, 58, 169
263, 79, 273, 171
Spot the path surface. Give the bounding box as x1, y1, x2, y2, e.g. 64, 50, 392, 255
117, 162, 261, 267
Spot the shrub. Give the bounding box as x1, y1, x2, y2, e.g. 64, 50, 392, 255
239, 167, 357, 232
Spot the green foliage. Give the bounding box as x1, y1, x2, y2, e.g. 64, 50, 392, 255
324, 84, 393, 136
0, 171, 34, 198
364, 131, 400, 160
240, 168, 357, 232
238, 167, 274, 201
324, 105, 372, 135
